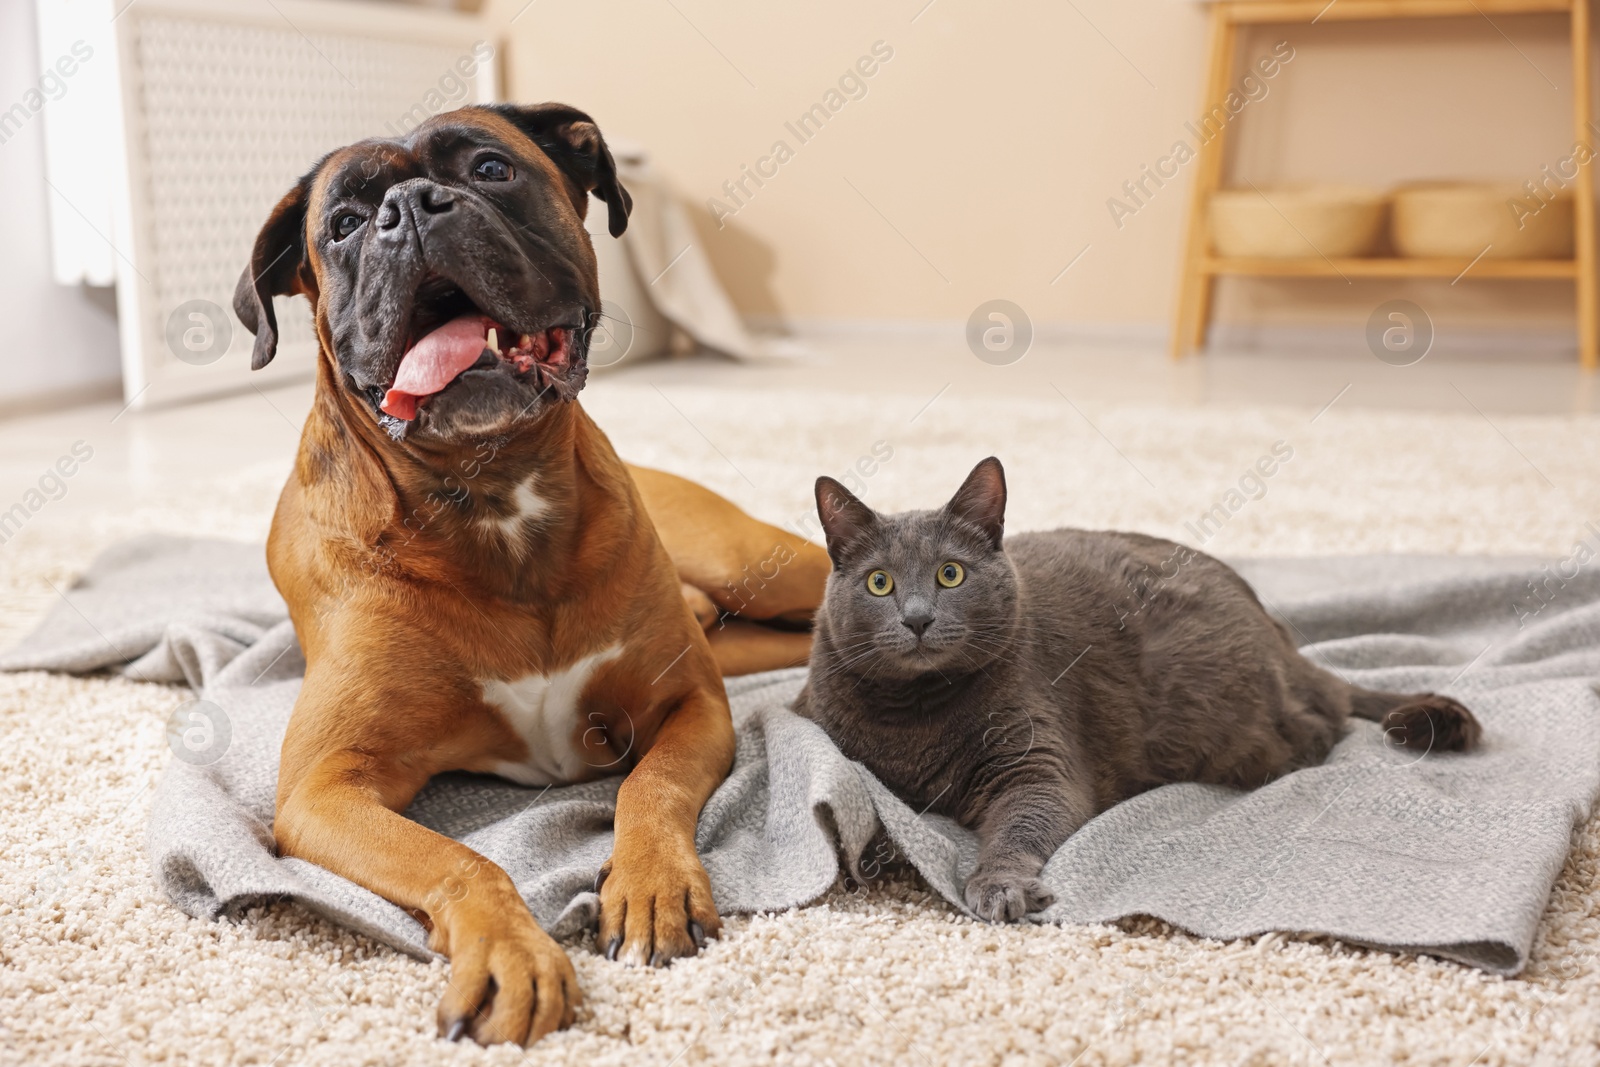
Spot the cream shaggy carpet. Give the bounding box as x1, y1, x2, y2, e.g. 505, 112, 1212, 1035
4, 381, 1600, 1066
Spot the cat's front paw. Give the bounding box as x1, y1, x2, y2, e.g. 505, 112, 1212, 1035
963, 867, 1055, 923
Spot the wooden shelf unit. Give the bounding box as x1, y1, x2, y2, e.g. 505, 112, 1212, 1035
1205, 256, 1580, 278
1172, 0, 1598, 367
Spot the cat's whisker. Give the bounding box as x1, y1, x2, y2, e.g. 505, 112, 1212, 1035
807, 642, 887, 684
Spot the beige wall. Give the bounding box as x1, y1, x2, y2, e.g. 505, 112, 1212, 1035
487, 0, 1586, 337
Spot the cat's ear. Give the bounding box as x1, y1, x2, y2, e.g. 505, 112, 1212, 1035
815, 476, 878, 563
945, 457, 1007, 549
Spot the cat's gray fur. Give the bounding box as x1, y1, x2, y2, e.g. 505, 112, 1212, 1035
792, 457, 1482, 923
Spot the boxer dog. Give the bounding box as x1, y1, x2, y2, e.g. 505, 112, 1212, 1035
233, 102, 829, 1046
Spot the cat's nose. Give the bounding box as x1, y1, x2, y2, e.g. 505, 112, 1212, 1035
901, 609, 934, 637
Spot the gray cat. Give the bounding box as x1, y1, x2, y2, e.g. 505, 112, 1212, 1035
792, 457, 1482, 923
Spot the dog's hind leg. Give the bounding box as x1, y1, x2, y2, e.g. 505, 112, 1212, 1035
680, 584, 811, 674
703, 618, 814, 675
630, 464, 831, 626
681, 582, 719, 631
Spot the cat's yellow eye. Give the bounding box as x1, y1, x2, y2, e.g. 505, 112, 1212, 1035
937, 562, 965, 588
866, 570, 894, 596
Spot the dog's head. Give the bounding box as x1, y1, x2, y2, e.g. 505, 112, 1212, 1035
234, 103, 631, 443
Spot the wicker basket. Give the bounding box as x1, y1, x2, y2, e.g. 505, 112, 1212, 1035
1392, 182, 1573, 259
1209, 185, 1387, 258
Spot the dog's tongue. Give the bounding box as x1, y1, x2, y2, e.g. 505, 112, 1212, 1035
381, 314, 495, 421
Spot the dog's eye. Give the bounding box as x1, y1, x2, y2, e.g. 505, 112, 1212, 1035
333, 213, 364, 241
866, 570, 894, 596
937, 562, 965, 588
473, 157, 514, 182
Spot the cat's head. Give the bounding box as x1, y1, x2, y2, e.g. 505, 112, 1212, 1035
813, 457, 1019, 679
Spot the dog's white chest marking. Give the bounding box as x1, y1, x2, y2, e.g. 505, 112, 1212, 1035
480, 474, 551, 541
479, 644, 623, 786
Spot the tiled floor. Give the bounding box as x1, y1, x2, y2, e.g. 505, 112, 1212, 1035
0, 335, 1593, 529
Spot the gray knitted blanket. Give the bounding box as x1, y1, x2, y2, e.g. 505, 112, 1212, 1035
6, 535, 1599, 976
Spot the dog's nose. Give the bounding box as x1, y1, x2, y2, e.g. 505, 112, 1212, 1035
418, 185, 454, 215
901, 608, 934, 637
378, 180, 455, 231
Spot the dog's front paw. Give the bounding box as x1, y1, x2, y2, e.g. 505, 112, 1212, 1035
595, 843, 721, 967
964, 866, 1055, 923
436, 897, 579, 1047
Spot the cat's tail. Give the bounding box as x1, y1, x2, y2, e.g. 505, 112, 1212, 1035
1347, 687, 1483, 753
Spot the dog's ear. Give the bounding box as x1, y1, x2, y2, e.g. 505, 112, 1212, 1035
815, 476, 879, 565
487, 102, 633, 238
234, 176, 313, 370
944, 457, 1007, 550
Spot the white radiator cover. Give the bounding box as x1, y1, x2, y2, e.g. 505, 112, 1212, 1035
36, 0, 499, 408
